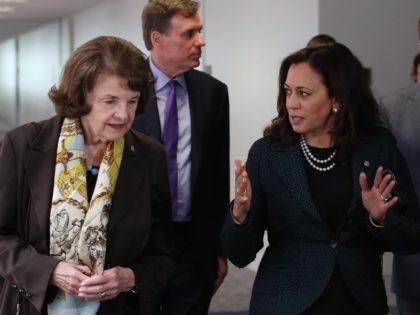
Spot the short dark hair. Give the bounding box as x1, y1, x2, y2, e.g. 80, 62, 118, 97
142, 0, 200, 50
306, 34, 336, 48
49, 36, 152, 118
264, 43, 380, 162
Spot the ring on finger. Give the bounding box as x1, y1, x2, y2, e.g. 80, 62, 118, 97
380, 194, 392, 202
100, 291, 107, 298
236, 187, 246, 195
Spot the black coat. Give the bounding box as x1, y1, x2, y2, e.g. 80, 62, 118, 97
0, 116, 176, 314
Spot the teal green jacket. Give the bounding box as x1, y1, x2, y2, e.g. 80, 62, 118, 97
222, 126, 420, 315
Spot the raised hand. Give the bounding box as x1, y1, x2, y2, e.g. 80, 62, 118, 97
359, 166, 398, 225
232, 159, 252, 224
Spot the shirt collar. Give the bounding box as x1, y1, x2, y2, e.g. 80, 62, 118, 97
149, 58, 187, 92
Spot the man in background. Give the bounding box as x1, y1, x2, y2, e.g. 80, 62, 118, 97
132, 0, 230, 314
380, 19, 420, 315
306, 33, 336, 48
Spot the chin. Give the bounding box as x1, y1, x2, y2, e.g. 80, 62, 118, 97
190, 60, 200, 68
105, 132, 126, 142
291, 126, 304, 134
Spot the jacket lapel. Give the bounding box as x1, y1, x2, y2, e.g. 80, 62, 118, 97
136, 96, 162, 142
108, 131, 147, 229
184, 70, 204, 190
269, 142, 322, 222
268, 133, 385, 228
25, 118, 149, 243
348, 133, 382, 214
25, 116, 61, 246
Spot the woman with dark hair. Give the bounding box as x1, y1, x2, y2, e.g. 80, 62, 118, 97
222, 43, 420, 315
0, 36, 176, 315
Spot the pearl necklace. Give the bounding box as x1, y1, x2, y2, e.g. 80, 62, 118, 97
86, 164, 99, 176
300, 135, 336, 172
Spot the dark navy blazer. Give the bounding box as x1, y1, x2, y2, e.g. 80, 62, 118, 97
222, 126, 420, 315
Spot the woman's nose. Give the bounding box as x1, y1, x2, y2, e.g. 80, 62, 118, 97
286, 92, 299, 109
115, 103, 129, 120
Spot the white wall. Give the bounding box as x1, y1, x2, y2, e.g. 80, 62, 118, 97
17, 20, 61, 124
1, 1, 417, 131
319, 0, 419, 97
72, 0, 148, 52
0, 37, 17, 131
204, 0, 319, 192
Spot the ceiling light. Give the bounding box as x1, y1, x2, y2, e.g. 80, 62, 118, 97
0, 6, 15, 12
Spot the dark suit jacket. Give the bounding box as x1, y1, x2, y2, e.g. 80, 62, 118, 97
222, 127, 420, 315
380, 82, 420, 298
132, 68, 230, 276
0, 116, 176, 315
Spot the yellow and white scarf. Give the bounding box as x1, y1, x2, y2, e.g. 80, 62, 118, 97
49, 118, 124, 274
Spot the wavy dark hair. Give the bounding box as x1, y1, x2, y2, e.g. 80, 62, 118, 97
49, 36, 153, 118
264, 43, 380, 162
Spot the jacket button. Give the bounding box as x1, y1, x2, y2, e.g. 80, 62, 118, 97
329, 240, 338, 249
18, 289, 25, 294
25, 292, 32, 299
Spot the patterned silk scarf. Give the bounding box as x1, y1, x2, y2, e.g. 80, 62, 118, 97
49, 118, 124, 274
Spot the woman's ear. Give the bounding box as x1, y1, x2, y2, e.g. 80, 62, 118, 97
332, 101, 340, 114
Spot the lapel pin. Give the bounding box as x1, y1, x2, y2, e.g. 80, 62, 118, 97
130, 145, 135, 152
363, 161, 370, 167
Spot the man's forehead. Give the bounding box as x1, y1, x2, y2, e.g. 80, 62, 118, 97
170, 13, 202, 29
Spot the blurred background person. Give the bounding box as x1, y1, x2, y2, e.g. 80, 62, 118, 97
0, 36, 176, 315
306, 33, 337, 48
379, 19, 420, 315
222, 43, 420, 315
411, 53, 420, 82
132, 0, 230, 314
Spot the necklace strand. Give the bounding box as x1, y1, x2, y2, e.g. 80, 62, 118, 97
300, 135, 336, 172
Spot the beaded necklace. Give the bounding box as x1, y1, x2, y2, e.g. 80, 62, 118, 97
300, 134, 336, 172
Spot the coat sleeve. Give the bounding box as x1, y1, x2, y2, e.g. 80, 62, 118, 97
221, 139, 267, 267
0, 131, 59, 312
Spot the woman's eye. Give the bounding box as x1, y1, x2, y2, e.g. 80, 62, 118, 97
299, 91, 309, 97
128, 100, 138, 107
104, 99, 116, 105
